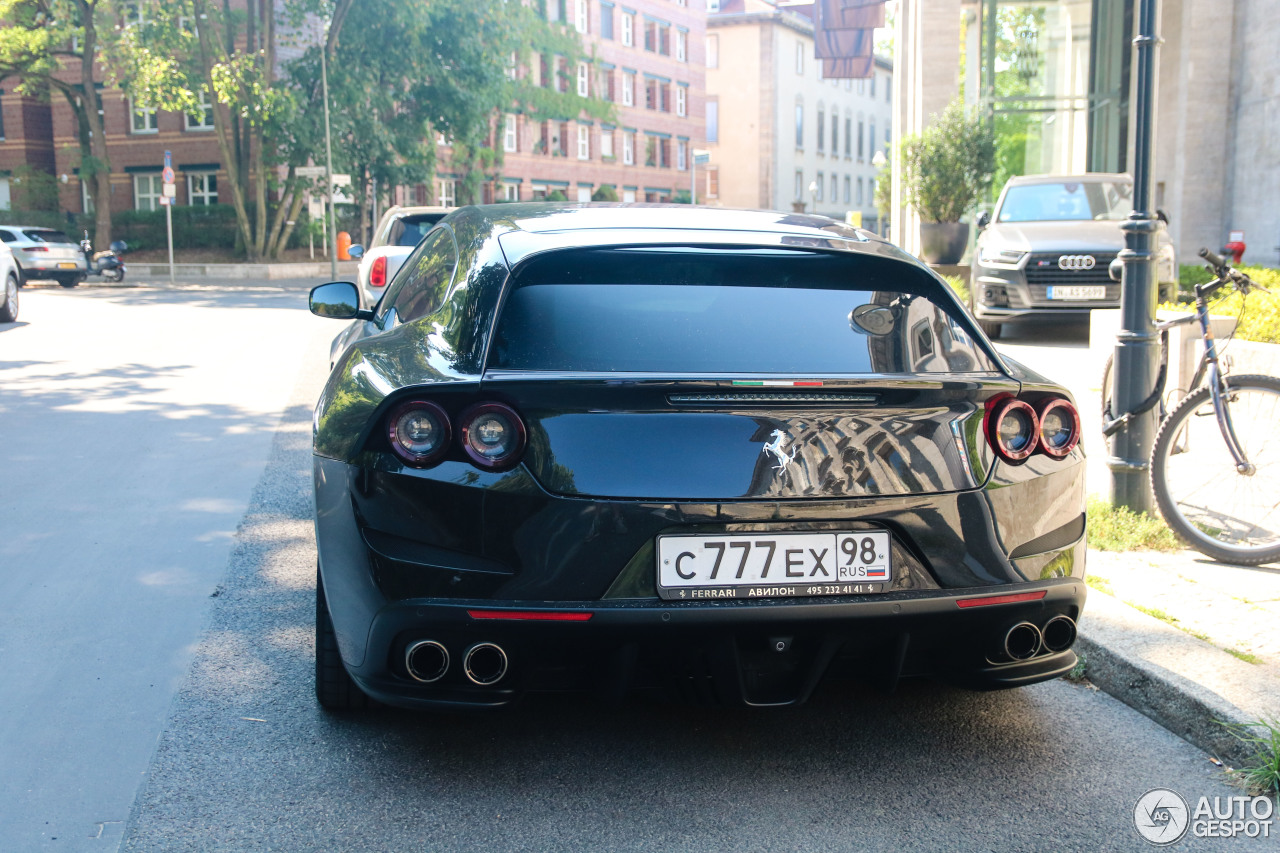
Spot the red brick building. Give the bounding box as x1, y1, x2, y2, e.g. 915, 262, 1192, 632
0, 89, 57, 209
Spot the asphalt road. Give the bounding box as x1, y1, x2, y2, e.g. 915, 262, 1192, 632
0, 286, 1267, 852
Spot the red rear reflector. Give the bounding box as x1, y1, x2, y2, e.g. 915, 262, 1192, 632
466, 610, 593, 622
955, 590, 1047, 609
22, 246, 48, 252
370, 255, 387, 288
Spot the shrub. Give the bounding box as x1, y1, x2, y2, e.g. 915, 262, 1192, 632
591, 184, 619, 202
899, 100, 995, 223
1164, 264, 1280, 345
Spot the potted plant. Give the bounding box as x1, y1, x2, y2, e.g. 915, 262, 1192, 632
900, 100, 995, 264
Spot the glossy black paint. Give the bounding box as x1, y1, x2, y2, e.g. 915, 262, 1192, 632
311, 204, 1087, 710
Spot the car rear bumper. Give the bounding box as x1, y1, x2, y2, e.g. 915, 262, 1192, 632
345, 579, 1085, 709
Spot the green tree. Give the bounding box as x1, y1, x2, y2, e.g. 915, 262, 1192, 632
0, 0, 118, 244
900, 100, 994, 223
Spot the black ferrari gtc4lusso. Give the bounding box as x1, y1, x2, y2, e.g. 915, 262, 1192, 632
308, 204, 1086, 711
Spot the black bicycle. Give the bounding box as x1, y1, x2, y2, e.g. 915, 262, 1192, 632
1102, 249, 1279, 565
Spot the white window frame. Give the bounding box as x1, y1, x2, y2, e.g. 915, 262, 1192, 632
185, 89, 215, 131
601, 128, 614, 158
133, 173, 162, 211
676, 140, 687, 171
577, 62, 590, 97
187, 172, 217, 206
830, 174, 837, 203
503, 115, 518, 153
622, 131, 635, 165
857, 177, 865, 206
621, 13, 633, 46
577, 125, 590, 160
675, 30, 686, 62
623, 188, 636, 203
502, 183, 519, 202
816, 171, 824, 201
676, 86, 686, 117
843, 176, 851, 204
574, 0, 588, 33
81, 179, 94, 213
437, 179, 457, 207
622, 72, 635, 106
130, 100, 158, 134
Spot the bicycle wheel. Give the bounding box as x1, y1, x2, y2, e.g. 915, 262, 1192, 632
1150, 374, 1280, 565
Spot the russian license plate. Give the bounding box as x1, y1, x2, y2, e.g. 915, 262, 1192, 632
57, 262, 78, 269
657, 531, 892, 600
1047, 285, 1106, 300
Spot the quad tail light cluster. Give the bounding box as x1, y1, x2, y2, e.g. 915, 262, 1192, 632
386, 400, 527, 472
984, 395, 1080, 464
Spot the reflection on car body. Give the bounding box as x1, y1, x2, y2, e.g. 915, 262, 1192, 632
308, 203, 1088, 712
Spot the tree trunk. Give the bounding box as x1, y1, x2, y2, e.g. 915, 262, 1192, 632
78, 1, 112, 247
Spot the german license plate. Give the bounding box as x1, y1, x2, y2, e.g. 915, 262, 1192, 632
656, 531, 892, 600
57, 262, 78, 269
1047, 285, 1106, 300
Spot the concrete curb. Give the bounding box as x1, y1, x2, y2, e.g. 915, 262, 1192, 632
1078, 591, 1276, 768
125, 261, 359, 279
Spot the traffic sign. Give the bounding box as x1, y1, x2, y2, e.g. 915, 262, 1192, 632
163, 182, 176, 198
164, 150, 172, 170
159, 195, 172, 206
295, 165, 326, 178
161, 166, 175, 184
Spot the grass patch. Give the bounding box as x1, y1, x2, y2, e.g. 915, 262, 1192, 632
1065, 650, 1088, 682
1220, 719, 1280, 799
1184, 628, 1212, 642
1225, 648, 1262, 665
1086, 496, 1184, 552
1134, 604, 1177, 624
942, 274, 969, 305
1169, 263, 1280, 344
1085, 574, 1114, 596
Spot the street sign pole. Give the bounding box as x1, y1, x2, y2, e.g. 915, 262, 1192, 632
321, 38, 338, 281
1108, 0, 1161, 513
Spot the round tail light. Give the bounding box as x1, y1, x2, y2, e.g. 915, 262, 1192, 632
987, 398, 1039, 463
387, 400, 451, 467
459, 403, 527, 471
1037, 397, 1081, 459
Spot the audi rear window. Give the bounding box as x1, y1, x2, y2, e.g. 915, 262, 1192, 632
492, 248, 997, 375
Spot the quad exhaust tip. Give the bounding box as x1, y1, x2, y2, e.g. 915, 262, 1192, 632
1004, 622, 1043, 661
405, 640, 450, 683
464, 643, 509, 686
1041, 615, 1077, 653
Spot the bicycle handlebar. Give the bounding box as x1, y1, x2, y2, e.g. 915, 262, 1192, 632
1198, 247, 1227, 271
1197, 247, 1266, 296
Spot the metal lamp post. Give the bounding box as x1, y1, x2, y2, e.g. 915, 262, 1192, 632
1108, 0, 1161, 513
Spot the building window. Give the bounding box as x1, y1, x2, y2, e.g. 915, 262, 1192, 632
574, 0, 588, 33
708, 0, 720, 11
831, 110, 838, 153
506, 51, 519, 81
845, 117, 852, 157
676, 86, 686, 117
622, 131, 635, 165
600, 3, 613, 39
857, 119, 864, 161
185, 89, 215, 131
858, 79, 865, 96
817, 110, 825, 152
601, 128, 614, 158
706, 34, 718, 68
622, 72, 635, 106
621, 12, 633, 46
677, 139, 687, 171
577, 62, 589, 97
675, 30, 686, 62
81, 180, 94, 213
530, 183, 547, 201
843, 176, 851, 204
869, 122, 877, 159
795, 102, 803, 148
437, 179, 457, 207
795, 170, 804, 201
706, 166, 719, 198
131, 101, 158, 134
706, 99, 718, 144
503, 183, 519, 202
644, 136, 656, 167
857, 177, 865, 205
816, 171, 824, 201
870, 75, 876, 98
134, 173, 162, 210
830, 174, 837, 203
187, 172, 217, 206
504, 115, 518, 152
577, 125, 590, 160
795, 42, 804, 75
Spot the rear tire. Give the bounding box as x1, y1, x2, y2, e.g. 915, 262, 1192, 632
316, 565, 372, 710
1, 274, 18, 323
1150, 375, 1280, 565
58, 275, 80, 288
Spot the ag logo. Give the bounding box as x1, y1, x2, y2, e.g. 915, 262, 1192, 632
1058, 254, 1097, 271
1134, 788, 1190, 845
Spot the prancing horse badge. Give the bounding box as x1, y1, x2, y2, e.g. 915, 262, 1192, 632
763, 429, 797, 471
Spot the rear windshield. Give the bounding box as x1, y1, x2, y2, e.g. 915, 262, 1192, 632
23, 229, 74, 244
388, 215, 446, 247
492, 248, 997, 374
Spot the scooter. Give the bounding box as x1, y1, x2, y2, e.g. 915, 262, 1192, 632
80, 231, 127, 282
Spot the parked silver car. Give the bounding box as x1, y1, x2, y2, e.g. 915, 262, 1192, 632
0, 225, 89, 288
351, 206, 452, 307
970, 174, 1177, 338
0, 239, 19, 322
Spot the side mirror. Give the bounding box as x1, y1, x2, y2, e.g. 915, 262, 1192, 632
309, 281, 372, 320
1108, 257, 1124, 283
348, 244, 365, 260
976, 211, 991, 230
